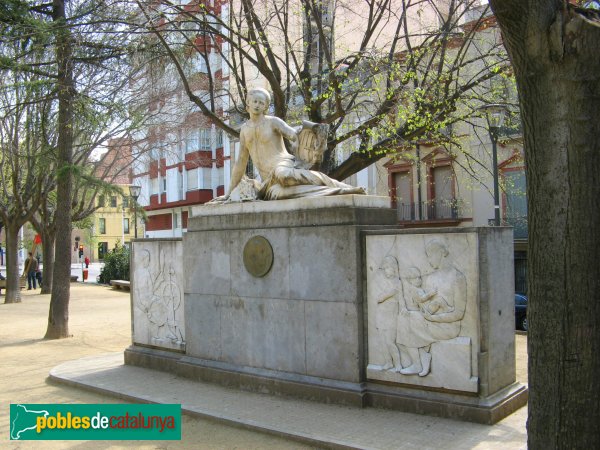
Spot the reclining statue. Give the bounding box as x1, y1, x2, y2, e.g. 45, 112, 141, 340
215, 88, 365, 202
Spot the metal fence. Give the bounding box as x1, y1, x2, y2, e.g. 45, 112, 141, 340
396, 199, 464, 221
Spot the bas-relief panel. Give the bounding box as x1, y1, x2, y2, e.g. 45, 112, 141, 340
132, 241, 185, 351
366, 233, 479, 392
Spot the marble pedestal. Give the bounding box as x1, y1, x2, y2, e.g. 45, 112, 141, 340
125, 195, 527, 424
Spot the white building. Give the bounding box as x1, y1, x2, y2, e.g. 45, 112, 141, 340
131, 0, 232, 238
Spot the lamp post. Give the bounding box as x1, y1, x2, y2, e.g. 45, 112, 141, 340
480, 104, 507, 226
128, 185, 141, 239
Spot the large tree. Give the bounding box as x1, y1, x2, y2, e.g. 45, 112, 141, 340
489, 0, 600, 447
0, 38, 51, 303
1, 0, 152, 333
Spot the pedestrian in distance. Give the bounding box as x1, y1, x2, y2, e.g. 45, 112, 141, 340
25, 252, 38, 290
84, 256, 90, 268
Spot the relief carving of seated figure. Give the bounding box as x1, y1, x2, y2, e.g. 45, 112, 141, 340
218, 88, 366, 202
396, 241, 467, 377
402, 266, 453, 316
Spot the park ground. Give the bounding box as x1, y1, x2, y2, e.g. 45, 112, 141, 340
1, 284, 528, 449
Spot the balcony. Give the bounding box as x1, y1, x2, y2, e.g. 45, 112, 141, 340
396, 199, 466, 223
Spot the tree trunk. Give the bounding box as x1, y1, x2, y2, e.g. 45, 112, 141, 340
41, 229, 55, 295
490, 2, 600, 447
45, 0, 74, 339
3, 225, 22, 304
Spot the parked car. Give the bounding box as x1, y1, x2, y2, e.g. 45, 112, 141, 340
515, 294, 528, 331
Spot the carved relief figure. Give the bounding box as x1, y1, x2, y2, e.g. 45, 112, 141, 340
160, 265, 183, 343
402, 266, 452, 315
134, 247, 184, 345
374, 256, 402, 370
217, 88, 365, 201
396, 240, 467, 376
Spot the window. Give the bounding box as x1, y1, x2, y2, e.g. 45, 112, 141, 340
98, 195, 105, 207
393, 171, 413, 221
124, 218, 130, 234
123, 196, 129, 208
186, 130, 199, 153
162, 178, 167, 193
99, 218, 106, 234
177, 171, 184, 200
431, 165, 455, 219
186, 129, 211, 153
216, 129, 223, 148
98, 242, 108, 260
192, 52, 208, 74
187, 168, 199, 190
199, 129, 211, 150
173, 212, 179, 229
504, 169, 528, 239
200, 167, 212, 189
110, 196, 117, 208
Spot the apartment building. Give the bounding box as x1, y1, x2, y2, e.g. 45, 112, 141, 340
131, 0, 231, 238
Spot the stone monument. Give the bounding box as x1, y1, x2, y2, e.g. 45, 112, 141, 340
125, 90, 526, 424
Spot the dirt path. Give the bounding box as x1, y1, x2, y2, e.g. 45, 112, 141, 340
0, 285, 314, 449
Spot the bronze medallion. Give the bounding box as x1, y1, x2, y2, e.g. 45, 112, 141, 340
243, 235, 274, 277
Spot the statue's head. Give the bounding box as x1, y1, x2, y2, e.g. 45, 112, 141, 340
401, 266, 423, 287
425, 240, 449, 269
246, 88, 271, 114
380, 255, 399, 279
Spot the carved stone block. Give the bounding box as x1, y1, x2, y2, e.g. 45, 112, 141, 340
366, 233, 479, 392
131, 239, 185, 351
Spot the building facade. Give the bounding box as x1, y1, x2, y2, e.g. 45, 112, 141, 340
380, 7, 528, 294
131, 0, 231, 238
73, 137, 136, 262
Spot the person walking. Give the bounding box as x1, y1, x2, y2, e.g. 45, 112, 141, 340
25, 252, 38, 290
84, 256, 90, 268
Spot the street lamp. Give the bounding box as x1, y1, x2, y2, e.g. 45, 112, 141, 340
128, 185, 141, 239
480, 103, 507, 226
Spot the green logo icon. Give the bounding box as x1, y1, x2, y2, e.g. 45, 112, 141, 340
10, 404, 181, 440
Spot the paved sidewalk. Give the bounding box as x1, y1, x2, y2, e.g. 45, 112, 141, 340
1, 285, 528, 449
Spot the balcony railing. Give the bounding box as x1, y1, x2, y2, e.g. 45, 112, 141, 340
396, 199, 465, 222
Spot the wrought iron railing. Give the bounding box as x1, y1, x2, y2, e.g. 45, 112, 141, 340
396, 199, 465, 222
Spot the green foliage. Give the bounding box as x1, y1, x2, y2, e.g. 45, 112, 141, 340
73, 215, 94, 232
98, 243, 130, 284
